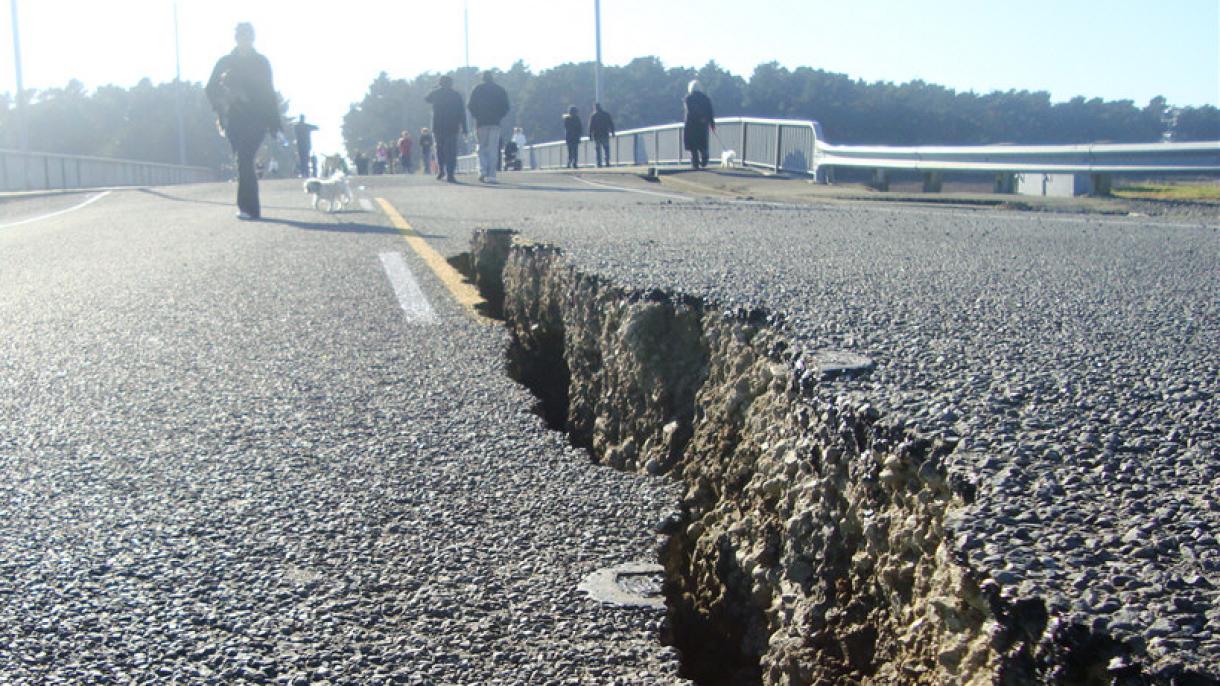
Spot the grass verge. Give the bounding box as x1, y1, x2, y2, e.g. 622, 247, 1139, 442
1113, 181, 1220, 201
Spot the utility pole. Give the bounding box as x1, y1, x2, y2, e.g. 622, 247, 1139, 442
594, 0, 602, 105
173, 0, 187, 165
10, 0, 27, 150
463, 0, 472, 136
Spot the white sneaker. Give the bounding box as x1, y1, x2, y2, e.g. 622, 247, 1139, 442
236, 211, 257, 220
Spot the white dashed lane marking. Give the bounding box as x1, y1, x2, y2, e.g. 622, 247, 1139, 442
0, 191, 111, 229
379, 252, 438, 324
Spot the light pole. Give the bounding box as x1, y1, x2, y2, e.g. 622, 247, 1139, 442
10, 0, 27, 151
173, 0, 187, 165
463, 0, 472, 137
594, 0, 602, 105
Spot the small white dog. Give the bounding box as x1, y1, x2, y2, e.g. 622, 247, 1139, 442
719, 149, 738, 169
304, 173, 353, 212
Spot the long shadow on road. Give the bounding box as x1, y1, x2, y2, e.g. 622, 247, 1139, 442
254, 216, 402, 236
473, 181, 621, 193
137, 188, 404, 236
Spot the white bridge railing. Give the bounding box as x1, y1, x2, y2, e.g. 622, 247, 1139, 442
1, 149, 217, 193
458, 117, 1220, 186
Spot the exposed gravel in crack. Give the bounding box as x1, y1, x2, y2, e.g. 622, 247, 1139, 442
472, 199, 1219, 681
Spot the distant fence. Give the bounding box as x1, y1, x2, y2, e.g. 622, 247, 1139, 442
457, 117, 821, 176
0, 149, 217, 193
457, 117, 1220, 187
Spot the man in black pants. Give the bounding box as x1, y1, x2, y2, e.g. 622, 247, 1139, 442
206, 23, 282, 220
588, 103, 615, 167
426, 76, 466, 183
293, 115, 318, 178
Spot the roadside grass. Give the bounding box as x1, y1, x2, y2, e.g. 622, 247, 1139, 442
1113, 181, 1220, 201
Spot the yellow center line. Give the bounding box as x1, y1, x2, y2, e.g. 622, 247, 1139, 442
375, 197, 490, 321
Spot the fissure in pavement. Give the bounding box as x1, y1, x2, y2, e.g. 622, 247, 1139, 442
456, 228, 1202, 686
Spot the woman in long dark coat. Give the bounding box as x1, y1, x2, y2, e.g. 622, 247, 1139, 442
683, 80, 715, 170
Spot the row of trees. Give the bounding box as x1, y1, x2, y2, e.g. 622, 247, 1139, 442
0, 78, 299, 173
1, 60, 1216, 169
344, 58, 1220, 153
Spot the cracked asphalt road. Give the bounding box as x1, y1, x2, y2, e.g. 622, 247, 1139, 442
0, 179, 684, 685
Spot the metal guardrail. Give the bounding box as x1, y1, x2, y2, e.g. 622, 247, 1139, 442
457, 117, 1220, 181
0, 149, 217, 192
815, 140, 1220, 176
457, 117, 825, 176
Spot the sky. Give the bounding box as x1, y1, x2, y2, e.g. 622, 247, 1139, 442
1, 0, 1217, 155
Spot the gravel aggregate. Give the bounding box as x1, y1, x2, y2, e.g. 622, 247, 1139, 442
377, 174, 1218, 677
0, 183, 685, 684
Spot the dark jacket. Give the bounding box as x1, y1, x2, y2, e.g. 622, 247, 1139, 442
292, 120, 318, 149
426, 86, 467, 136
589, 109, 615, 140
563, 114, 583, 143
206, 49, 281, 135
683, 91, 715, 151
467, 81, 510, 128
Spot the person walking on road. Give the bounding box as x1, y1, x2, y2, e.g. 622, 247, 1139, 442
206, 22, 282, 220
374, 142, 389, 174
588, 103, 615, 168
683, 80, 715, 170
397, 130, 414, 173
511, 127, 527, 160
563, 106, 582, 169
426, 76, 466, 182
467, 71, 510, 183
292, 115, 318, 178
418, 127, 434, 175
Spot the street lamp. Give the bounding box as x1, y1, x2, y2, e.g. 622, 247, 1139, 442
10, 0, 27, 151
173, 0, 186, 165
464, 0, 472, 136
594, 0, 602, 105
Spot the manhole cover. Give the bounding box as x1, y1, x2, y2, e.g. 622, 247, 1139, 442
579, 562, 665, 609
815, 350, 875, 378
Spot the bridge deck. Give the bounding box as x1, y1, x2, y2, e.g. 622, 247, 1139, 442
2, 172, 1217, 682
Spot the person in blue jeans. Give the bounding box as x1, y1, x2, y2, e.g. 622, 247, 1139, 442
467, 71, 510, 183
588, 103, 615, 167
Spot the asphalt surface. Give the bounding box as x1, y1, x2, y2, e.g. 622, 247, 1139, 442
0, 180, 683, 685
3, 170, 1218, 680
363, 170, 1219, 678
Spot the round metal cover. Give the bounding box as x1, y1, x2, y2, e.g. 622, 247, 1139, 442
815, 350, 875, 378
579, 562, 665, 609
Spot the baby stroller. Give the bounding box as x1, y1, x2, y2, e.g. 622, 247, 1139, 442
502, 140, 523, 171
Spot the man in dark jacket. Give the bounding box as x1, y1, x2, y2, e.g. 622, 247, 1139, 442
563, 106, 582, 169
206, 22, 282, 220
467, 71, 510, 183
425, 76, 466, 183
588, 103, 615, 167
292, 115, 318, 178
683, 80, 715, 170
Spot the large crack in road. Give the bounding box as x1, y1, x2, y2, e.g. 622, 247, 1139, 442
461, 226, 1219, 686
